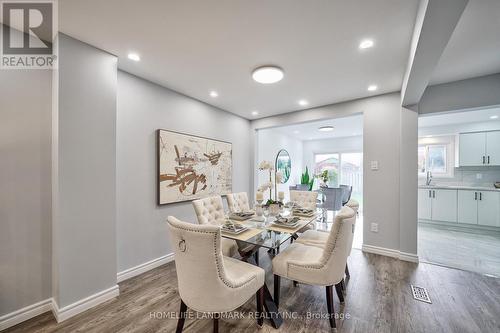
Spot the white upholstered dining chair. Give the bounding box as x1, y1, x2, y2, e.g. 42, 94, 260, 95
272, 205, 356, 329
192, 196, 238, 257
290, 190, 318, 210
296, 199, 359, 279
226, 192, 251, 213
167, 216, 265, 333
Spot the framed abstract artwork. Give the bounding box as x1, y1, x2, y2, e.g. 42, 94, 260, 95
157, 129, 232, 205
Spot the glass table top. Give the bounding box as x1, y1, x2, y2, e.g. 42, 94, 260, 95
221, 213, 320, 250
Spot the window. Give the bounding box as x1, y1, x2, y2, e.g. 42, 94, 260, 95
418, 144, 447, 175
314, 153, 339, 187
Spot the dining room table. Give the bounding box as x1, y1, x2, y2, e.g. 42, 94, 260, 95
220, 209, 322, 329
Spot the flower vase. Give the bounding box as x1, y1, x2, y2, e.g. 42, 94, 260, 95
269, 203, 280, 216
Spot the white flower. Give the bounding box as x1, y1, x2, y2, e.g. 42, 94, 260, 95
258, 160, 274, 170
258, 181, 274, 192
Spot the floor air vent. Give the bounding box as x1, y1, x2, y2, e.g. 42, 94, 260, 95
411, 285, 432, 303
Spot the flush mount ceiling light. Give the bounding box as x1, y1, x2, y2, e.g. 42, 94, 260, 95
251, 111, 259, 116
490, 115, 499, 119
298, 99, 309, 106
252, 66, 284, 84
209, 91, 218, 98
318, 126, 334, 132
127, 53, 140, 61
367, 85, 378, 91
359, 39, 374, 49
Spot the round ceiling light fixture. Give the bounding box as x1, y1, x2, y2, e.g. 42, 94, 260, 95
252, 66, 284, 84
318, 126, 334, 132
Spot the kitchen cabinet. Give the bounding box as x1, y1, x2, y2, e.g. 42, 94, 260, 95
459, 130, 500, 166
457, 190, 500, 227
459, 132, 486, 166
486, 131, 500, 166
478, 191, 500, 227
458, 190, 478, 224
431, 189, 457, 222
418, 189, 432, 220
418, 188, 457, 222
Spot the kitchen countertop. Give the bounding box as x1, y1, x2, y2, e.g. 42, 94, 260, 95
419, 184, 500, 192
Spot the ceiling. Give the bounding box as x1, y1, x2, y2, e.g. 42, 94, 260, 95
59, 0, 419, 119
430, 0, 500, 85
419, 107, 500, 128
273, 115, 363, 141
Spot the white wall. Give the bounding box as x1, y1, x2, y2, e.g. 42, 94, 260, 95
116, 70, 252, 273
256, 129, 303, 202
0, 70, 52, 316
251, 93, 417, 256
302, 136, 363, 173
52, 34, 118, 308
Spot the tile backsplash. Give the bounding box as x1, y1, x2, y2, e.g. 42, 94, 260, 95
420, 166, 500, 187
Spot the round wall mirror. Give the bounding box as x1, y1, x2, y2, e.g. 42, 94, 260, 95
275, 149, 291, 183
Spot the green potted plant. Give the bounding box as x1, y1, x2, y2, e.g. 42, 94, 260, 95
299, 166, 314, 191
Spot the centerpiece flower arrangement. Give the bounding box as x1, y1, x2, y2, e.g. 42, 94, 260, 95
257, 160, 284, 208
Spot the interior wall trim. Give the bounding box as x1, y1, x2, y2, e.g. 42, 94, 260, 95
52, 285, 120, 323
0, 299, 52, 331
362, 244, 419, 263
117, 253, 175, 283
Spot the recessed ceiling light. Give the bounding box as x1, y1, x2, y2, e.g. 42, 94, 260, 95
298, 99, 309, 106
251, 111, 259, 116
252, 66, 284, 84
367, 85, 378, 91
210, 91, 218, 98
359, 39, 374, 49
127, 53, 140, 61
318, 126, 334, 132
490, 115, 499, 119
293, 130, 300, 134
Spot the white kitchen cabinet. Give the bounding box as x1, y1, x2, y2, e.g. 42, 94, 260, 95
478, 191, 500, 227
459, 132, 486, 166
486, 131, 500, 166
431, 189, 457, 222
418, 189, 432, 220
457, 190, 478, 225
459, 131, 500, 166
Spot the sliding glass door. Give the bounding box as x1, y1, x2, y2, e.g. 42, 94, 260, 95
314, 151, 363, 209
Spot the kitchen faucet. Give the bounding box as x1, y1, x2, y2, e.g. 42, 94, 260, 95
426, 171, 433, 185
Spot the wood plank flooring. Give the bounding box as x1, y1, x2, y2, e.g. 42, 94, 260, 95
4, 249, 500, 333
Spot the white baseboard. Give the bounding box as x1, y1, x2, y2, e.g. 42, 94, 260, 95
52, 285, 119, 322
362, 244, 419, 263
0, 299, 52, 331
117, 253, 174, 283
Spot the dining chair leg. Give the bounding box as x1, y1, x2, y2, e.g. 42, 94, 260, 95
274, 275, 281, 309
345, 263, 350, 279
335, 283, 344, 303
176, 299, 187, 333
256, 286, 264, 327
340, 279, 345, 294
325, 285, 336, 328
213, 314, 219, 333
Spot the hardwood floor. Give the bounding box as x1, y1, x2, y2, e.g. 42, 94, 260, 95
5, 249, 500, 333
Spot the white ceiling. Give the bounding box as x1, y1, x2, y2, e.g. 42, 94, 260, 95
419, 107, 500, 128
273, 115, 363, 141
430, 0, 500, 85
59, 0, 419, 119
